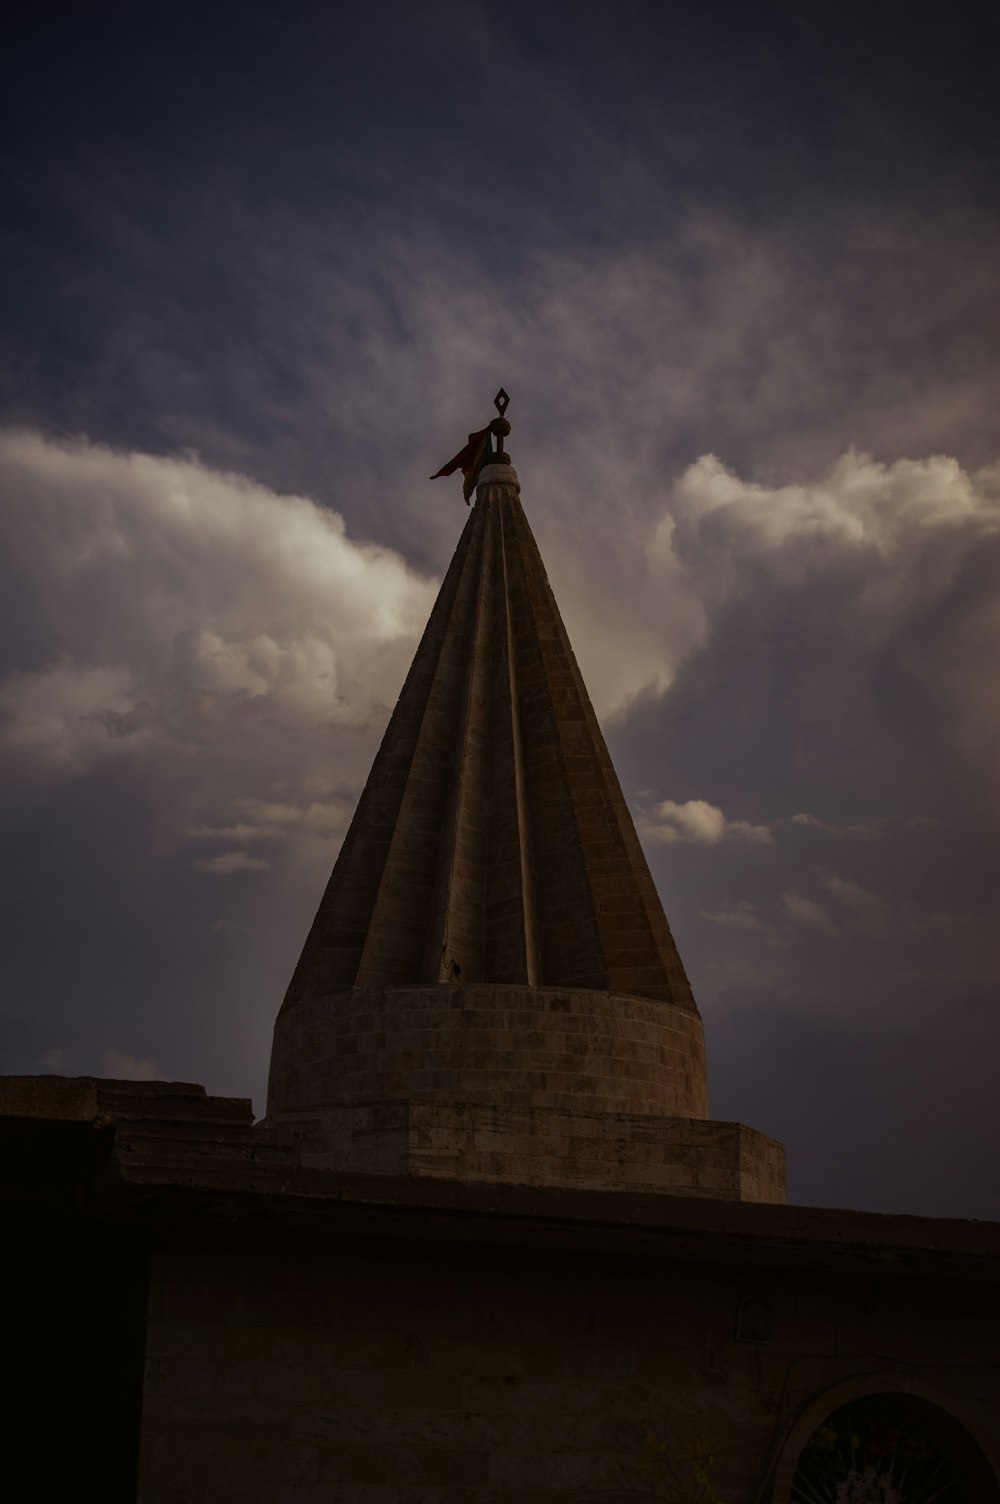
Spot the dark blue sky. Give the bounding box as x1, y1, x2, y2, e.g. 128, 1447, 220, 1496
2, 0, 999, 1217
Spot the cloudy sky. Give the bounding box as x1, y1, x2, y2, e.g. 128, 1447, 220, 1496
3, 0, 998, 1218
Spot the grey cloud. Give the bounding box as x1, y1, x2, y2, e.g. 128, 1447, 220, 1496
0, 431, 434, 794
697, 901, 766, 934
4, 1, 998, 1220
102, 1051, 162, 1081
602, 445, 1000, 1216
782, 891, 840, 939
194, 853, 270, 877
826, 876, 894, 937
0, 432, 436, 1099
3, 426, 998, 1217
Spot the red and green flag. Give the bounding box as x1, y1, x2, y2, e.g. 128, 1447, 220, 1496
431, 426, 493, 504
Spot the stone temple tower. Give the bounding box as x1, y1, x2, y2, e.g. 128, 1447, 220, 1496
267, 403, 786, 1202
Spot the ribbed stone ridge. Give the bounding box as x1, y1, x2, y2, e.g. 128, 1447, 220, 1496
281, 464, 697, 1012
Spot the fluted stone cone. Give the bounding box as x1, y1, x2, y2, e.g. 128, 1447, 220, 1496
267, 463, 786, 1203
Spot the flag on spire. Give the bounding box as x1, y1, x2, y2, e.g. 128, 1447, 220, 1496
431, 427, 493, 503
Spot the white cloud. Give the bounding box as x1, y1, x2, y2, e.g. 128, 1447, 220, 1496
637, 797, 773, 846
689, 446, 997, 616
103, 1051, 161, 1080
658, 448, 1000, 667
0, 431, 437, 881
0, 430, 435, 779
669, 449, 998, 576
653, 449, 1000, 808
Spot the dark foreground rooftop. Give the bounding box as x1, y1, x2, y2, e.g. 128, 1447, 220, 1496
3, 1075, 998, 1283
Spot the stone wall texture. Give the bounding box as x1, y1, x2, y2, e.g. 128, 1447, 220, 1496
282, 468, 697, 1009
263, 984, 783, 1199
267, 465, 789, 1205
268, 983, 709, 1122
138, 1224, 1000, 1504
266, 1105, 786, 1203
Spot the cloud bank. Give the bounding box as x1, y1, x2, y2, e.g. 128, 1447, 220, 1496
0, 430, 435, 871
3, 1, 999, 1221
2, 428, 998, 1217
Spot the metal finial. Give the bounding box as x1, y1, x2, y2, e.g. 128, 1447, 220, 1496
490, 388, 511, 463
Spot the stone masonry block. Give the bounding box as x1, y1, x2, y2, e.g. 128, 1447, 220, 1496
273, 1096, 786, 1203
268, 983, 710, 1123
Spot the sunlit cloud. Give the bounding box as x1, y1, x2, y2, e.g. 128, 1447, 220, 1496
637, 797, 773, 846
0, 430, 435, 778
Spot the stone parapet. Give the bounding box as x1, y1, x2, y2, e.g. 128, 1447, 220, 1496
263, 1101, 787, 1202
268, 983, 710, 1122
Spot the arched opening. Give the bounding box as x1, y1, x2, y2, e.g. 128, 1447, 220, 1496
787, 1390, 997, 1503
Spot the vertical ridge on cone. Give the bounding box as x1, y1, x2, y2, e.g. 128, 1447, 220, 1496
281, 465, 697, 1013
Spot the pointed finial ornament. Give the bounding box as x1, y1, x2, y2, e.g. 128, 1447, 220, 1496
490, 387, 512, 463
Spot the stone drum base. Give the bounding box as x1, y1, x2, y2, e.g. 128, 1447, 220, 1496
268, 983, 711, 1122
265, 1102, 787, 1203
267, 984, 785, 1203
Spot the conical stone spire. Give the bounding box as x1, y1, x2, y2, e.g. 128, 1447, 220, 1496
282, 463, 695, 1010
267, 429, 787, 1204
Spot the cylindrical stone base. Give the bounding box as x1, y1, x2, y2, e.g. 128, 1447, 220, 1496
267, 983, 709, 1121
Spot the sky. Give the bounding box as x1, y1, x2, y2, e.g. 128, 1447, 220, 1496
2, 0, 999, 1219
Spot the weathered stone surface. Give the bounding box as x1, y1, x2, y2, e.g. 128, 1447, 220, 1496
281, 466, 696, 1009
266, 976, 783, 1198
269, 982, 709, 1122
134, 1215, 1000, 1504
4, 1074, 999, 1273
269, 1100, 786, 1202
267, 461, 786, 1203
5, 1081, 999, 1500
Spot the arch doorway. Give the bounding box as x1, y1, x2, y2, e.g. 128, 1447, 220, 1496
787, 1390, 997, 1503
